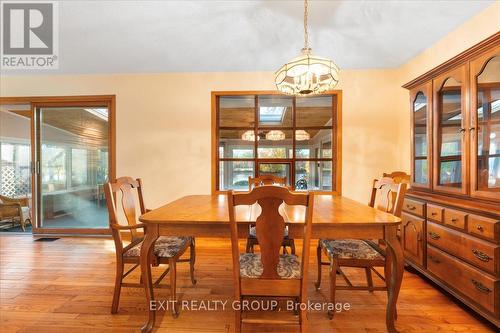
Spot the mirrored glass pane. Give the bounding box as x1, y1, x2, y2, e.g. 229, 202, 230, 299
218, 130, 254, 158
295, 161, 332, 191
414, 159, 428, 184
296, 96, 333, 127
438, 77, 462, 187
40, 107, 109, 228
219, 95, 255, 127
219, 161, 254, 190
258, 163, 291, 185
257, 130, 292, 158
295, 129, 332, 158
414, 92, 428, 157
258, 96, 292, 127
477, 56, 500, 190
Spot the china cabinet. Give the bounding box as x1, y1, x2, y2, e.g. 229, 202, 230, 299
403, 32, 500, 327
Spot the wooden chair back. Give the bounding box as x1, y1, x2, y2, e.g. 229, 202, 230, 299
228, 186, 314, 279
104, 177, 147, 252
383, 171, 410, 185
248, 175, 286, 190
369, 177, 407, 217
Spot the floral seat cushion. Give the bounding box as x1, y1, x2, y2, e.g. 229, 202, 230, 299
239, 253, 301, 279
125, 236, 191, 258
319, 239, 384, 261
248, 225, 289, 238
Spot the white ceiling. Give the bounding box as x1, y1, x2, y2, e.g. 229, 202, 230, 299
1, 0, 494, 75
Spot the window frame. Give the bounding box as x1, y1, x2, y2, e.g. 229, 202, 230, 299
211, 90, 342, 194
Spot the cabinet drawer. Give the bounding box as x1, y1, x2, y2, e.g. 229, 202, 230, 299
403, 198, 425, 217
401, 213, 425, 266
427, 246, 498, 314
468, 215, 500, 243
444, 208, 467, 230
427, 204, 444, 223
427, 222, 499, 275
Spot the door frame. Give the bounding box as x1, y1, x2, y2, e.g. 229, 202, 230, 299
0, 95, 115, 235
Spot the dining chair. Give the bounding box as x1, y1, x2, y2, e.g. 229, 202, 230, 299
383, 171, 410, 185
228, 185, 314, 332
246, 175, 296, 254
104, 177, 196, 317
315, 177, 407, 319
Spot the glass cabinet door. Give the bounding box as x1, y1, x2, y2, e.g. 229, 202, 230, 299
433, 65, 468, 194
411, 83, 432, 188
470, 48, 500, 201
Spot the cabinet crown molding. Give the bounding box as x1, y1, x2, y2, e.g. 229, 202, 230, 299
402, 31, 500, 90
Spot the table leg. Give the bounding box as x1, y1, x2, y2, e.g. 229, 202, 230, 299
140, 225, 159, 333
384, 225, 403, 333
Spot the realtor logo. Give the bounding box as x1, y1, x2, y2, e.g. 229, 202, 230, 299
1, 1, 59, 69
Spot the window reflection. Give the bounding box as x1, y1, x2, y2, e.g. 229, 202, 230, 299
477, 56, 500, 189
414, 92, 428, 184
438, 77, 463, 187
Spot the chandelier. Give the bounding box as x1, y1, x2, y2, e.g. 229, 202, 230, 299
275, 0, 339, 95
295, 130, 310, 141
266, 130, 286, 141
241, 130, 257, 141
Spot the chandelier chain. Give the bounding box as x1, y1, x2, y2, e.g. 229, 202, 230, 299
303, 0, 309, 50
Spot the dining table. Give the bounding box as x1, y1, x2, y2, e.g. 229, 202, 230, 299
138, 194, 404, 333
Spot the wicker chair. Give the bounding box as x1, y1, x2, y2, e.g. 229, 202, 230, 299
0, 195, 31, 231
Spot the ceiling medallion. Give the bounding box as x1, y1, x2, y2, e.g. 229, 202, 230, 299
275, 0, 339, 95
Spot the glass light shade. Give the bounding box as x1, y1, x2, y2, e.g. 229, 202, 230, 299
265, 130, 286, 141
241, 130, 257, 141
275, 50, 339, 95
295, 130, 310, 141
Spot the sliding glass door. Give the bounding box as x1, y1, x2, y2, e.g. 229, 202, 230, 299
31, 98, 114, 234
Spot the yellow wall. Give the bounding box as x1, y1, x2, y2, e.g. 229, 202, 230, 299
1, 2, 498, 206
0, 70, 401, 206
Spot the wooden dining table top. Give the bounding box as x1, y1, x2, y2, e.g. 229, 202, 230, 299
139, 194, 401, 225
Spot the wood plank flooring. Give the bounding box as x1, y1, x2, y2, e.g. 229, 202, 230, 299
0, 235, 497, 333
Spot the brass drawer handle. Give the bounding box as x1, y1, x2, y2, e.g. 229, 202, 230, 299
451, 218, 458, 223
472, 249, 491, 262
431, 212, 437, 216
428, 231, 440, 240
428, 255, 440, 264
476, 225, 484, 232
406, 205, 416, 210
471, 279, 491, 294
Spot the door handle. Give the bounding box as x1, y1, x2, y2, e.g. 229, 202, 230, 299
471, 279, 491, 293
471, 249, 491, 262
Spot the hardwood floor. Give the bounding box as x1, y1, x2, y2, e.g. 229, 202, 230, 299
0, 235, 496, 333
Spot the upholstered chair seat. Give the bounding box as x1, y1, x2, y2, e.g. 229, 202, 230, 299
319, 239, 384, 261
239, 253, 301, 279
125, 236, 191, 258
